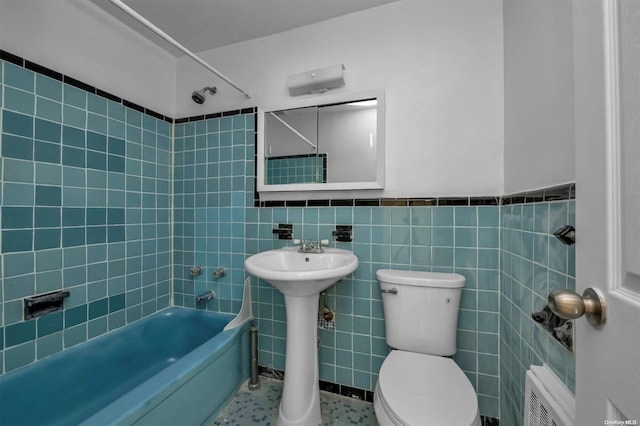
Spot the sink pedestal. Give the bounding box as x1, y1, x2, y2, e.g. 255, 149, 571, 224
244, 247, 359, 426
278, 293, 321, 426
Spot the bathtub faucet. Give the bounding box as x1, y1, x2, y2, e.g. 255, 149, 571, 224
196, 290, 216, 305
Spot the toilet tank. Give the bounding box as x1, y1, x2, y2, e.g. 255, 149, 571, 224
377, 269, 465, 356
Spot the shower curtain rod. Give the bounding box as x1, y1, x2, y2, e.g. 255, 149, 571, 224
268, 112, 317, 149
107, 0, 251, 99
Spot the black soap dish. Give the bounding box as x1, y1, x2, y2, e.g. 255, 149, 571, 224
332, 225, 353, 242
272, 224, 293, 240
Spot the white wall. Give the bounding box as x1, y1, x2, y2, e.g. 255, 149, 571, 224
503, 0, 575, 194
176, 0, 505, 198
0, 0, 177, 117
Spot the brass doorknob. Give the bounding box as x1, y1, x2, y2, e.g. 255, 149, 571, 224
548, 287, 607, 326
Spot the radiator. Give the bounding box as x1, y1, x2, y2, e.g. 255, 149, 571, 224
524, 364, 575, 426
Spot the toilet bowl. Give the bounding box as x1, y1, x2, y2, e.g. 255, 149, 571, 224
374, 269, 482, 426
374, 351, 481, 426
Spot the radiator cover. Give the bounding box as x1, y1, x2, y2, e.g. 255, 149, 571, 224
524, 364, 575, 426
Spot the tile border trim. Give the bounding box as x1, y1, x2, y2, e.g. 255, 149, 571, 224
257, 366, 500, 424
258, 366, 374, 402
174, 107, 256, 123
258, 196, 501, 208
255, 184, 575, 208
1, 49, 256, 124
502, 183, 575, 205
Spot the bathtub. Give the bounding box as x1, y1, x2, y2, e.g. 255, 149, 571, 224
0, 307, 251, 426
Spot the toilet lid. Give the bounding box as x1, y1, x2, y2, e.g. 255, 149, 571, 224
378, 351, 479, 426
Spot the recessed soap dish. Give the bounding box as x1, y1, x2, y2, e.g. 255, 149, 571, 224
24, 290, 70, 320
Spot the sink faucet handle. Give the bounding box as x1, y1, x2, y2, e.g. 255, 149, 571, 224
315, 239, 330, 248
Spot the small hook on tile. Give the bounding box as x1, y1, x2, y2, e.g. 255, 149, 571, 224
553, 225, 575, 245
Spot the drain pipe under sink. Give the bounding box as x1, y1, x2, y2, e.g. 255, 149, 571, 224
249, 322, 260, 390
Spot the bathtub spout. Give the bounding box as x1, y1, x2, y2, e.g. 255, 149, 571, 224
196, 290, 215, 304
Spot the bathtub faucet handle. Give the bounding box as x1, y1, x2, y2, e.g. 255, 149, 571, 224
189, 266, 204, 276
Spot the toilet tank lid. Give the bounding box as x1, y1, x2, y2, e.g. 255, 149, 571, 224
376, 269, 465, 288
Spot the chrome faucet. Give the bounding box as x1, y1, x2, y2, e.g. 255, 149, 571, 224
294, 239, 329, 253
196, 290, 215, 304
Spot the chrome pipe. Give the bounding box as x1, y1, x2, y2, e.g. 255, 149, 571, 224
248, 323, 260, 390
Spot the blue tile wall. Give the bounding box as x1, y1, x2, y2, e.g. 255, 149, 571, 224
0, 59, 172, 374
172, 115, 254, 313
172, 115, 501, 419
499, 200, 576, 426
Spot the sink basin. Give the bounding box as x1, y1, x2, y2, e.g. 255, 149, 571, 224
245, 246, 358, 425
245, 247, 358, 296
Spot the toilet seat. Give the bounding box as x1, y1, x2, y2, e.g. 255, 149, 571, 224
375, 350, 480, 426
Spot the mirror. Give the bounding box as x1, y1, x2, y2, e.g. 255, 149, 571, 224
257, 93, 385, 193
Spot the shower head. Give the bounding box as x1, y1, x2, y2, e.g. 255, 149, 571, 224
191, 86, 217, 104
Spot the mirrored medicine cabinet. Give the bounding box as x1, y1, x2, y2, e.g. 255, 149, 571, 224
256, 92, 385, 193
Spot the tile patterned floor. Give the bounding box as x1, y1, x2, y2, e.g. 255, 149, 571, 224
211, 377, 378, 425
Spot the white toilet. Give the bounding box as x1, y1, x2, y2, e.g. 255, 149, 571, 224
374, 269, 481, 426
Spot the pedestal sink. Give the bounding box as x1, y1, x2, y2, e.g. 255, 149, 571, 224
245, 246, 358, 426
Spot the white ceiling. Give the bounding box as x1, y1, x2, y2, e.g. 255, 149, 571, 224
93, 0, 398, 55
